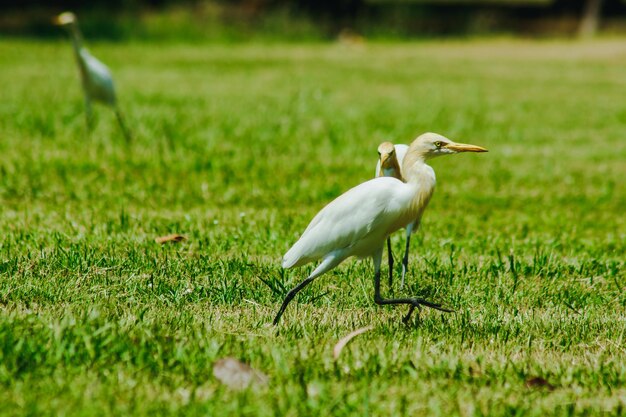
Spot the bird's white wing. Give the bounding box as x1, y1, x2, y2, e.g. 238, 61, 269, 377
283, 177, 410, 268
79, 49, 117, 105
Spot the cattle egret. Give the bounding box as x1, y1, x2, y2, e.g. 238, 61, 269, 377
375, 141, 407, 180
273, 132, 487, 325
54, 12, 131, 142
375, 141, 409, 290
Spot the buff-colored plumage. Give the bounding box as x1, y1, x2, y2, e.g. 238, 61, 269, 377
375, 141, 406, 180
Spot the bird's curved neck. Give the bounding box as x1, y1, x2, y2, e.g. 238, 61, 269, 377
67, 24, 84, 53
402, 150, 436, 219
402, 150, 430, 185
380, 157, 403, 181
390, 156, 402, 180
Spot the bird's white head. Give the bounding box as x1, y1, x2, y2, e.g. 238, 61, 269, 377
377, 141, 397, 169
409, 132, 488, 161
53, 11, 77, 27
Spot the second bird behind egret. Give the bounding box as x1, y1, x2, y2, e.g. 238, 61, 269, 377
54, 12, 131, 142
273, 132, 487, 325
375, 141, 411, 290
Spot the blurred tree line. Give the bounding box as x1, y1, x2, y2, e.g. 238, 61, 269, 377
2, 0, 626, 39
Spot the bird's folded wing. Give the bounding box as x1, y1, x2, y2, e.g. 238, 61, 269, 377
283, 177, 407, 268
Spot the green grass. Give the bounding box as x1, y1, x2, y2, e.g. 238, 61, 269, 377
0, 38, 625, 416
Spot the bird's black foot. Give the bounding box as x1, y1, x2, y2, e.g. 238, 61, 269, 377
402, 305, 417, 324
410, 297, 453, 313
401, 299, 454, 324
374, 295, 454, 321
373, 269, 453, 324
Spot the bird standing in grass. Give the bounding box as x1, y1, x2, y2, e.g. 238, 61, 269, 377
375, 141, 410, 290
273, 132, 487, 325
54, 12, 131, 142
376, 140, 438, 290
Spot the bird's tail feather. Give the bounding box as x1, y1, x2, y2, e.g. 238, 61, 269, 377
282, 238, 314, 269
282, 247, 301, 269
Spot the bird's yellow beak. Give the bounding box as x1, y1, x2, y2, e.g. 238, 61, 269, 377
380, 153, 391, 166
444, 142, 488, 153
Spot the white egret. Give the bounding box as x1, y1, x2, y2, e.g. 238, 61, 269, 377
54, 12, 131, 142
274, 132, 487, 325
375, 141, 409, 290
375, 141, 407, 180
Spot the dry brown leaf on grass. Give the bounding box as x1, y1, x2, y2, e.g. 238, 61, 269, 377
333, 325, 374, 360
525, 376, 555, 391
213, 357, 269, 391
154, 234, 186, 244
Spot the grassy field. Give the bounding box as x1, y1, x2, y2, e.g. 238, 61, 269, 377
0, 38, 625, 416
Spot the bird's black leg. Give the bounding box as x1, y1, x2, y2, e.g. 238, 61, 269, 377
273, 275, 316, 325
373, 265, 453, 317
400, 233, 411, 290
273, 255, 340, 325
387, 238, 394, 291
115, 108, 132, 144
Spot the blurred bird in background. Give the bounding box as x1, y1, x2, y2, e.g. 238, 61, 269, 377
54, 12, 131, 142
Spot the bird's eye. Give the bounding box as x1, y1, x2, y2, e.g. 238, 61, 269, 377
434, 141, 442, 148
377, 151, 381, 156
